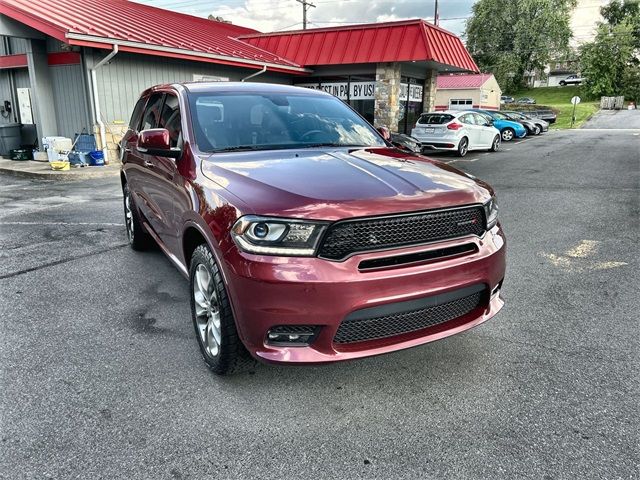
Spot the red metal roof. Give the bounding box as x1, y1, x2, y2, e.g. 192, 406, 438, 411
240, 19, 479, 72
437, 73, 494, 89
0, 0, 306, 73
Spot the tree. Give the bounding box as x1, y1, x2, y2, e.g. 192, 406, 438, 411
579, 1, 640, 101
601, 0, 640, 48
465, 0, 576, 92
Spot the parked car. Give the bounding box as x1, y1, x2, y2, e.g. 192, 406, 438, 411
511, 105, 558, 124
389, 132, 422, 153
501, 111, 549, 135
500, 95, 515, 104
121, 83, 506, 374
468, 109, 528, 141
410, 111, 501, 157
559, 74, 583, 86
516, 97, 536, 104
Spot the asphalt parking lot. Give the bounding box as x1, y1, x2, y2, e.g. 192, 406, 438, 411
1, 127, 639, 479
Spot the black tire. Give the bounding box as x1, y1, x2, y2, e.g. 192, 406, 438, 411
456, 137, 469, 157
123, 183, 154, 251
189, 244, 256, 375
559, 81, 566, 86
534, 125, 542, 135
489, 135, 501, 152
501, 128, 515, 142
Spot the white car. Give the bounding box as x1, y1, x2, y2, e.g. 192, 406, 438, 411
411, 111, 501, 157
559, 74, 583, 86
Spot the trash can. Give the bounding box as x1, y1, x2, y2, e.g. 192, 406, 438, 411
0, 123, 23, 157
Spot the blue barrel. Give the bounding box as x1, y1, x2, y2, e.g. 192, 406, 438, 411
88, 150, 105, 166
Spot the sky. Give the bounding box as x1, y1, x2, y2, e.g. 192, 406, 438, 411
132, 0, 477, 36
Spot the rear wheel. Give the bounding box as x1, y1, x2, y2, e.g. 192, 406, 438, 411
190, 244, 256, 375
501, 128, 515, 142
456, 137, 469, 157
559, 81, 566, 86
489, 135, 501, 152
123, 183, 153, 251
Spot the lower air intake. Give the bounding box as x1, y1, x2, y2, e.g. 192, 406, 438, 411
334, 285, 485, 344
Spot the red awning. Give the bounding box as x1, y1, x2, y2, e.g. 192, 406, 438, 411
0, 0, 307, 73
240, 19, 479, 72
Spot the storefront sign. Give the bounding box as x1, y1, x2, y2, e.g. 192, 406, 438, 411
296, 81, 375, 100
400, 83, 423, 102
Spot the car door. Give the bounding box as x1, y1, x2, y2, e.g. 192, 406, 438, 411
129, 92, 168, 239
473, 113, 497, 147
148, 93, 185, 254
138, 92, 185, 251
458, 113, 480, 148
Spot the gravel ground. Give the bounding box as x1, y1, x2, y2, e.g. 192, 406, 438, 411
1, 128, 638, 479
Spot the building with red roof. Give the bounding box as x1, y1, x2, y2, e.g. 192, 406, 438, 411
0, 0, 481, 159
435, 73, 502, 111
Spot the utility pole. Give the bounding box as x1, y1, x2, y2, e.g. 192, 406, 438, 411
295, 0, 315, 30
434, 0, 439, 26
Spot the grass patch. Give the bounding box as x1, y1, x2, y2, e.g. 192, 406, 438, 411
506, 86, 600, 129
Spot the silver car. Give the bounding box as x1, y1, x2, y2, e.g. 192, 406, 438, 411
411, 111, 502, 157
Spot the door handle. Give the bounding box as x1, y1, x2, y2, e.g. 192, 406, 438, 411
143, 160, 154, 168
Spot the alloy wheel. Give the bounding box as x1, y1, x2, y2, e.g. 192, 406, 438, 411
193, 263, 222, 358
124, 193, 134, 243
502, 129, 514, 141
493, 136, 500, 151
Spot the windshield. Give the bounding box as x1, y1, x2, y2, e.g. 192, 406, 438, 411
188, 92, 386, 152
492, 112, 509, 120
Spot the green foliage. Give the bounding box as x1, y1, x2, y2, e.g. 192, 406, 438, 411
601, 0, 640, 48
579, 1, 640, 101
465, 0, 576, 91
505, 86, 599, 129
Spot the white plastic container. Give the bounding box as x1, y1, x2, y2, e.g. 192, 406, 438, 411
42, 136, 72, 161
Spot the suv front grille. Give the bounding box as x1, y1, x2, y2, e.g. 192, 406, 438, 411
317, 206, 485, 260
334, 285, 485, 344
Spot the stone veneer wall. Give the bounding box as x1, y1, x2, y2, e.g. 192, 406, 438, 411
422, 69, 438, 113
374, 62, 402, 132
93, 123, 128, 164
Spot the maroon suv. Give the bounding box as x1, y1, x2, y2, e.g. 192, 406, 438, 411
121, 83, 506, 375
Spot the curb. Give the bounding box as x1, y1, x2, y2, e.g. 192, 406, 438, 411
0, 164, 120, 181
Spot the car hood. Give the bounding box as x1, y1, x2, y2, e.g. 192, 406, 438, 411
200, 147, 493, 221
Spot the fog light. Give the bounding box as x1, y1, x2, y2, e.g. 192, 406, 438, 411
266, 326, 319, 346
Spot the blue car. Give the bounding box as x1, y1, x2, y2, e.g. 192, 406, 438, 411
469, 109, 527, 141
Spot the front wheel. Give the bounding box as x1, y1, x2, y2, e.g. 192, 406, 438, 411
501, 128, 515, 142
456, 137, 469, 157
190, 244, 256, 375
534, 125, 542, 135
489, 135, 501, 152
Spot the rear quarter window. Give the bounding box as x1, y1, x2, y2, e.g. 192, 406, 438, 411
418, 114, 454, 125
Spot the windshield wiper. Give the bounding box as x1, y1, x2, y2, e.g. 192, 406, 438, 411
302, 143, 368, 148
210, 145, 272, 152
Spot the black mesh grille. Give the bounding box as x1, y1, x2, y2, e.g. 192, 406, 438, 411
269, 325, 317, 335
334, 290, 483, 344
318, 206, 485, 260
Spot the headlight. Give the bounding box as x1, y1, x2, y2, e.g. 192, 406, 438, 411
231, 215, 328, 256
484, 197, 499, 229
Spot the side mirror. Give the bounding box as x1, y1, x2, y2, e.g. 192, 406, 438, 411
138, 128, 181, 158
376, 126, 391, 141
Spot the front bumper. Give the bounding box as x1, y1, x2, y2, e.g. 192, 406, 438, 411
222, 225, 506, 364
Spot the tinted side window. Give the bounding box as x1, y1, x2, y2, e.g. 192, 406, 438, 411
141, 94, 164, 131
129, 97, 146, 131
459, 114, 475, 125
159, 94, 182, 148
